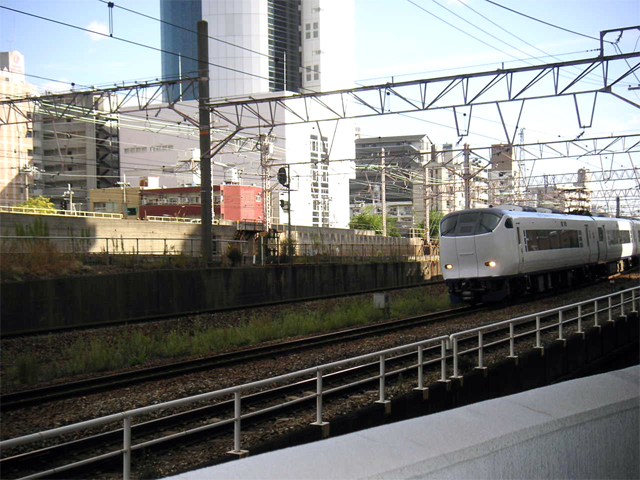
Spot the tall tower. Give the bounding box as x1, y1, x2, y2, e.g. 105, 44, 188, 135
0, 51, 41, 206
161, 0, 307, 101
156, 0, 356, 229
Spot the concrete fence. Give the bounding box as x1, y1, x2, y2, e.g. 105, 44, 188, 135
1, 261, 440, 335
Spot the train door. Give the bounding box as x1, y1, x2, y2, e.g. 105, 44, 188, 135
585, 223, 597, 264
516, 222, 524, 273
596, 225, 607, 262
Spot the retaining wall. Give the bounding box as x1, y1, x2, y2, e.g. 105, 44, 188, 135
1, 261, 437, 335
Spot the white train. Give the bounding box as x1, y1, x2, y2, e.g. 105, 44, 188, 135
440, 206, 640, 303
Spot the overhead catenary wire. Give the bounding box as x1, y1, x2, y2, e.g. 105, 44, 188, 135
406, 0, 544, 66
0, 5, 273, 90
409, 0, 611, 90
483, 0, 615, 44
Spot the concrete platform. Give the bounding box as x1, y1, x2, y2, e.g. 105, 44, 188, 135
164, 365, 640, 480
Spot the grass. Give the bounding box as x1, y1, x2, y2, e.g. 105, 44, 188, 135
3, 288, 451, 387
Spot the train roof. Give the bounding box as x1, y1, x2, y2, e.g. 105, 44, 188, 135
441, 207, 640, 224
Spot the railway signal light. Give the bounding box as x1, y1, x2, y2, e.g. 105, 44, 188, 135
277, 167, 288, 187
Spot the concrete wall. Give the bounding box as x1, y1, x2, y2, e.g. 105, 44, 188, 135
1, 213, 426, 256
1, 261, 436, 334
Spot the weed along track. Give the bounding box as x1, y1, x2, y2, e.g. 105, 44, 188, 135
1, 305, 478, 410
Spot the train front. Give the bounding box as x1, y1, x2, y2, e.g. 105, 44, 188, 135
439, 209, 518, 303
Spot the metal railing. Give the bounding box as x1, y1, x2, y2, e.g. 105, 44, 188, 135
0, 335, 450, 480
0, 206, 122, 219
449, 286, 639, 377
268, 242, 439, 265
0, 235, 204, 257
0, 236, 440, 268
146, 216, 202, 224
1, 286, 637, 479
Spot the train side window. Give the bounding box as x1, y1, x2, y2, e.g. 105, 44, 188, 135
598, 227, 604, 241
537, 230, 550, 250
505, 218, 513, 229
549, 230, 560, 249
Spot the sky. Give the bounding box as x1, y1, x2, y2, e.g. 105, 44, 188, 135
1, 0, 639, 210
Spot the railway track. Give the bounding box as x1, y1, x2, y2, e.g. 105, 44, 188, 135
0, 304, 478, 411
5, 293, 630, 480
4, 272, 631, 411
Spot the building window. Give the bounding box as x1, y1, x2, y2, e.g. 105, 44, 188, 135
150, 145, 174, 152
124, 146, 148, 154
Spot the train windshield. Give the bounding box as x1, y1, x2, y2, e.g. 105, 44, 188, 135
440, 211, 503, 236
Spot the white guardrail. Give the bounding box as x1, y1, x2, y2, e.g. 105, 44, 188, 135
0, 206, 123, 219
449, 286, 638, 378
1, 286, 638, 480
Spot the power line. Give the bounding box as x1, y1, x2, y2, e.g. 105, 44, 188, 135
0, 5, 272, 90
355, 48, 598, 83
455, 0, 607, 88
483, 0, 613, 44
406, 0, 529, 65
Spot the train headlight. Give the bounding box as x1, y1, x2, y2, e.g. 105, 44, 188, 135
484, 261, 496, 268
445, 264, 454, 270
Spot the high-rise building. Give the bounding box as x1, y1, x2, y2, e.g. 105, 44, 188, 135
160, 0, 354, 100
144, 0, 356, 228
38, 94, 120, 211
0, 51, 42, 206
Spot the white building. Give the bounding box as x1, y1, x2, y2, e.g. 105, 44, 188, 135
0, 51, 42, 206
121, 0, 357, 228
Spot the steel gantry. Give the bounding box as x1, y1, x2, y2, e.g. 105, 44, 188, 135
202, 50, 640, 139
2, 35, 639, 217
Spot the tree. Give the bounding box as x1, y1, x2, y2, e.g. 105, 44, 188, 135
17, 196, 56, 212
418, 211, 444, 240
349, 206, 400, 237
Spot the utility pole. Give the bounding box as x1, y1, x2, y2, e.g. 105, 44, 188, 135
260, 134, 274, 229
287, 164, 292, 240
423, 159, 430, 242
198, 20, 212, 264
116, 173, 130, 217
63, 184, 74, 213
381, 148, 387, 236
429, 144, 438, 237
464, 144, 471, 209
